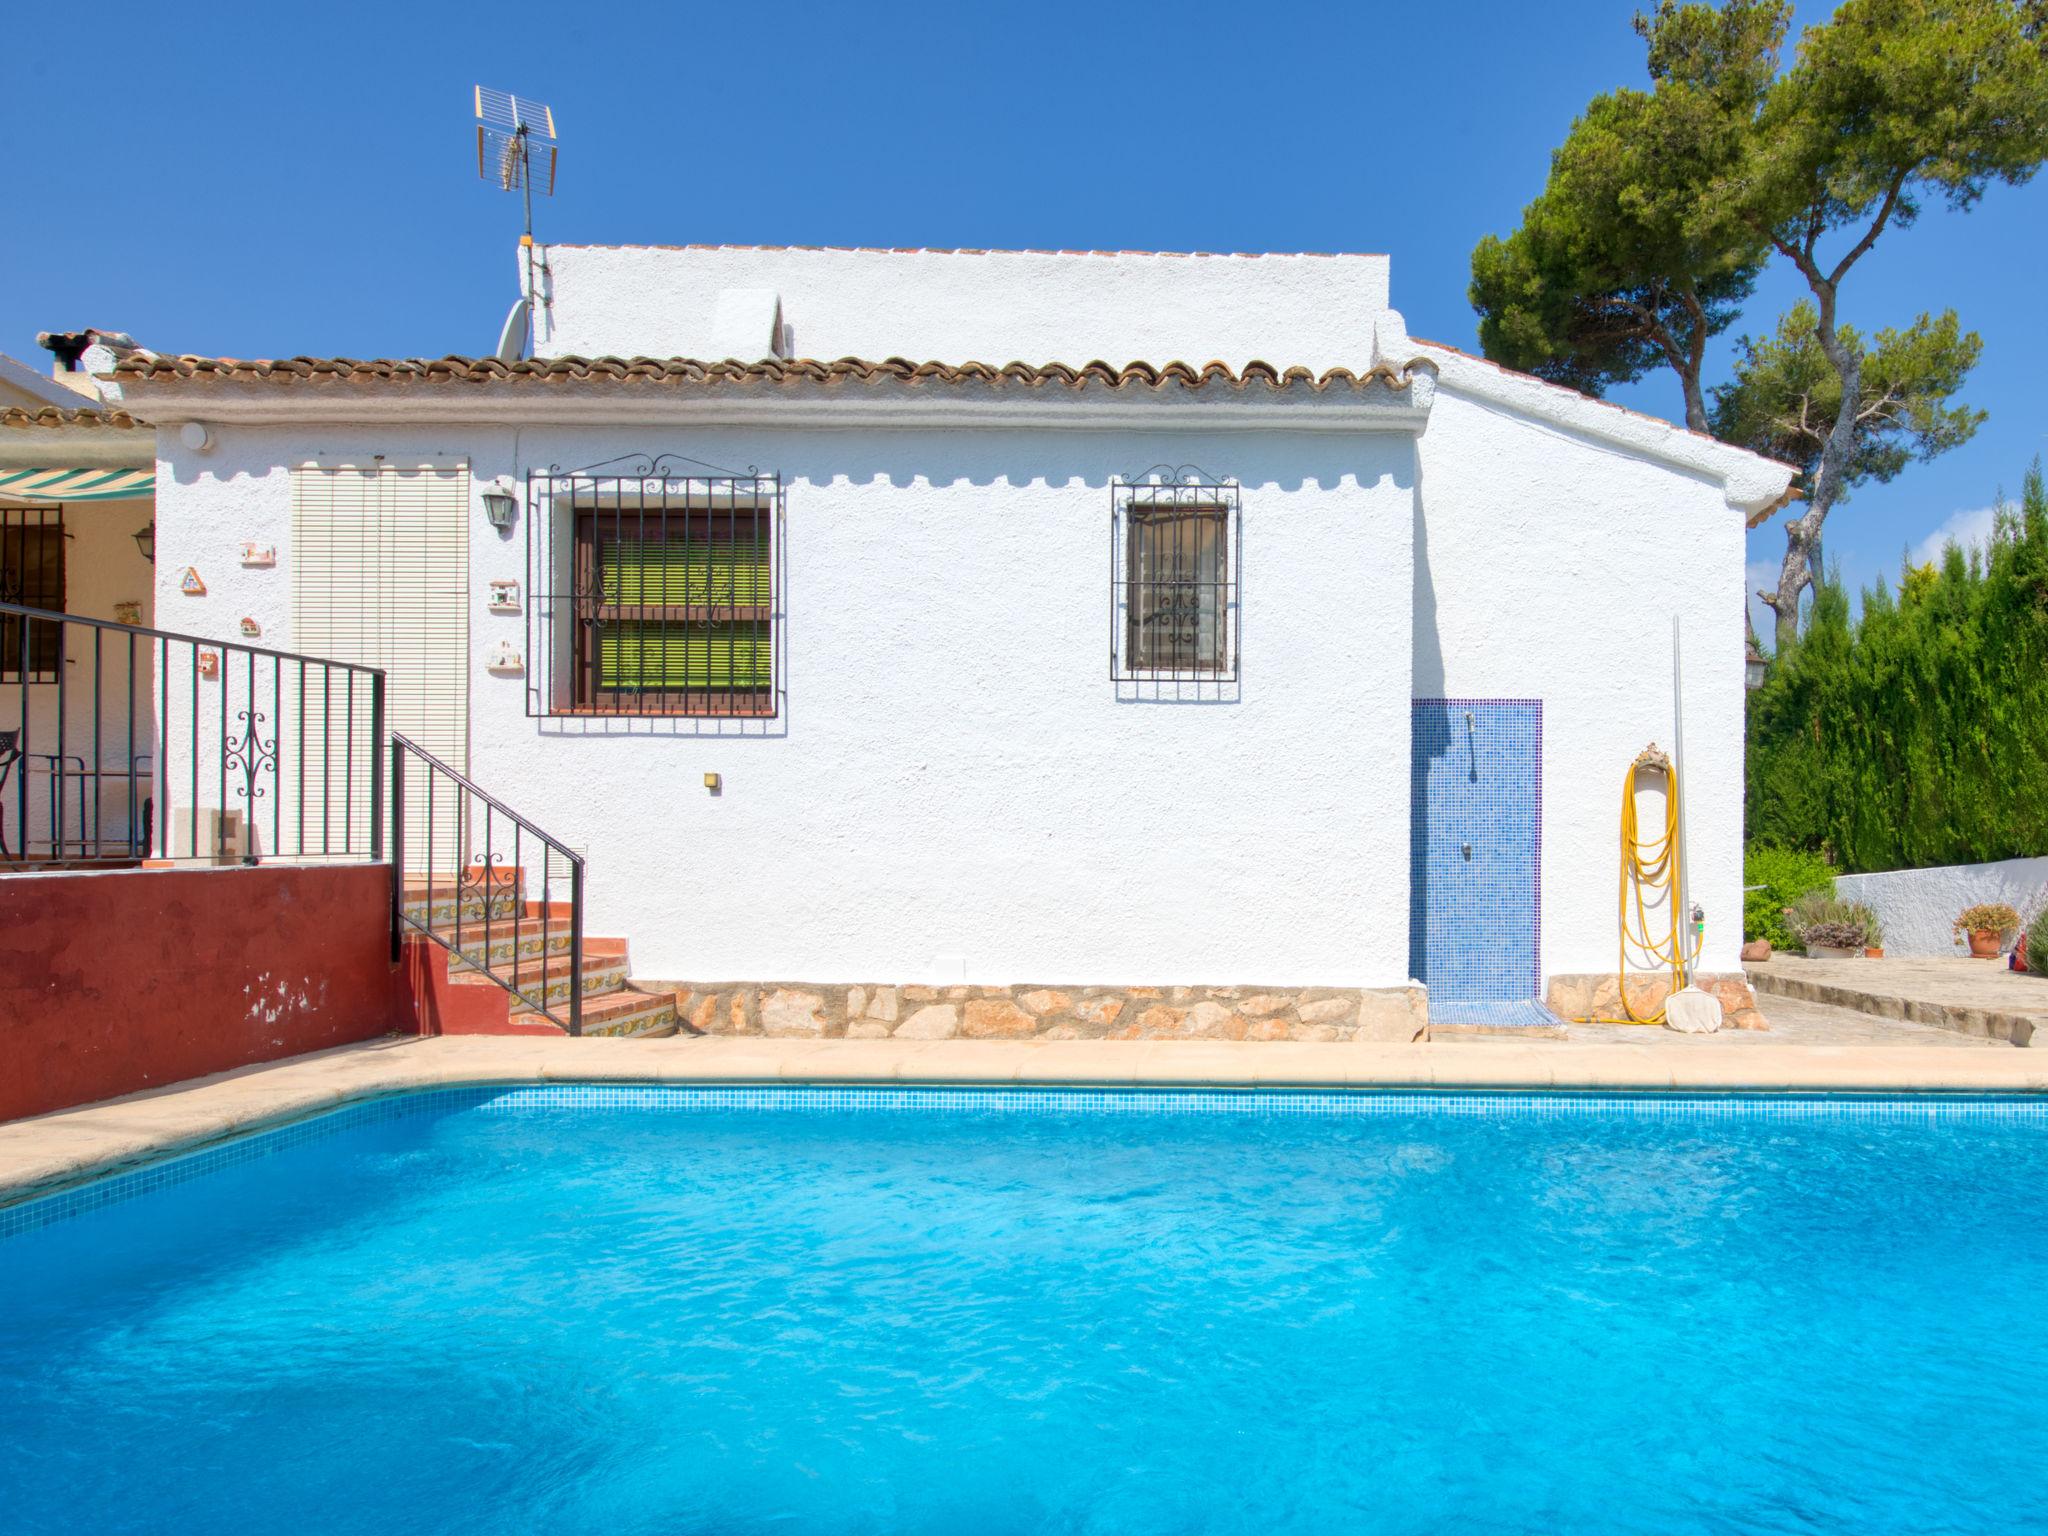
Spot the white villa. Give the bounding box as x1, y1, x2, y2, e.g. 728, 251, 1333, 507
7, 244, 1794, 1040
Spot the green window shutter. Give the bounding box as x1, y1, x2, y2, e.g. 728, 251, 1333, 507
597, 623, 773, 691
600, 535, 770, 606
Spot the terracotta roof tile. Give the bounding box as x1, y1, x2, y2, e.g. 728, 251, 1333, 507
0, 404, 144, 429
113, 354, 1429, 396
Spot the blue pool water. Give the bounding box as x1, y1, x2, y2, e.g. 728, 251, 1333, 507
4, 1088, 2047, 1534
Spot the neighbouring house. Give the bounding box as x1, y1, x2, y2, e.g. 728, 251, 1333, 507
75, 243, 1792, 1040
0, 337, 158, 865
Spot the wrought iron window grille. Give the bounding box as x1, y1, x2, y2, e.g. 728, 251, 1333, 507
1110, 467, 1240, 684
1, 507, 66, 683
524, 455, 783, 720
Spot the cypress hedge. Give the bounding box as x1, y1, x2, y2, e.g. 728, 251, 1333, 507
1746, 459, 2048, 874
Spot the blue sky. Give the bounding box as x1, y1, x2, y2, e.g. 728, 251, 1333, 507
4, 1, 2041, 638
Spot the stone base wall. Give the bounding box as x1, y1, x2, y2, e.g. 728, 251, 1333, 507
1544, 972, 1768, 1031
641, 981, 1431, 1043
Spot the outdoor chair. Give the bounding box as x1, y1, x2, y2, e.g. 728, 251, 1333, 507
0, 729, 18, 861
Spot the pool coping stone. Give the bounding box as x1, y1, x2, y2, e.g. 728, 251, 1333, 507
7, 1033, 2048, 1210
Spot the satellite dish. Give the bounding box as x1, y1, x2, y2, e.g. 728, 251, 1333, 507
495, 298, 530, 364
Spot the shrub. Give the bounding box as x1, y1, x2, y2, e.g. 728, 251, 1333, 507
1787, 890, 1870, 950
1743, 845, 1836, 950
1746, 459, 2048, 874
2024, 907, 2048, 973
1955, 902, 2021, 941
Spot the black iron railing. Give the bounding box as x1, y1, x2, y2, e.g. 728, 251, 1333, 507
390, 733, 584, 1034
1, 600, 384, 868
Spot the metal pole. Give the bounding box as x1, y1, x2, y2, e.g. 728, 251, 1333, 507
389, 739, 404, 965
369, 670, 386, 862
568, 853, 584, 1037
1672, 614, 1697, 969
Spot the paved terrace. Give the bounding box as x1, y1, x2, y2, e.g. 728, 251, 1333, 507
6, 1029, 2048, 1212
1746, 954, 2048, 1046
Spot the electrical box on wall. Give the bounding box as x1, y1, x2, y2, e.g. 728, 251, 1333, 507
488, 578, 520, 613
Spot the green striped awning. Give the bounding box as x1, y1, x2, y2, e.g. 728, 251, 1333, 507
0, 466, 155, 502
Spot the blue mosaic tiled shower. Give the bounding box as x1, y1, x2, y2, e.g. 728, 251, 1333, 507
1409, 700, 1542, 1001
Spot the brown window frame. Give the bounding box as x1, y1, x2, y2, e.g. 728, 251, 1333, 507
0, 506, 66, 683
569, 503, 776, 719
1110, 475, 1239, 683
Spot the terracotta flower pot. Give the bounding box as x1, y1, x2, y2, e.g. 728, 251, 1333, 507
1968, 929, 2002, 959
1864, 946, 1884, 959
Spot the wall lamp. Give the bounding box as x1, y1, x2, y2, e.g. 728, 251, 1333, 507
482, 487, 520, 531
132, 521, 155, 562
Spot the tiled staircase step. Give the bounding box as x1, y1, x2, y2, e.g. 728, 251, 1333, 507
422, 919, 576, 966
515, 984, 678, 1038
450, 947, 629, 1006
402, 893, 529, 927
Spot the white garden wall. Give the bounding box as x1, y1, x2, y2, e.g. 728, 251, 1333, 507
1836, 857, 2048, 957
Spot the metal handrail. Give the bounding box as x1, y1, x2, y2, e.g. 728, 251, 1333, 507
390, 732, 585, 1035
2, 601, 385, 868
0, 599, 387, 674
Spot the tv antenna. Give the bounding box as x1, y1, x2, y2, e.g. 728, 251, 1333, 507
474, 86, 558, 356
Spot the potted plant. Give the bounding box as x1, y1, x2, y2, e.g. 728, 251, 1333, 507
2020, 906, 2048, 975
1789, 891, 1869, 960
1850, 902, 1885, 959
1954, 902, 2020, 959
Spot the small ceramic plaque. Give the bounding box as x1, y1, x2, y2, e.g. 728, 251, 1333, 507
112, 601, 143, 626
487, 578, 521, 613
239, 543, 276, 567
180, 567, 206, 596
197, 649, 220, 679
485, 640, 523, 673
238, 616, 261, 637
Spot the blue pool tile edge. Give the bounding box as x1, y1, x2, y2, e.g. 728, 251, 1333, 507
6, 1083, 2048, 1242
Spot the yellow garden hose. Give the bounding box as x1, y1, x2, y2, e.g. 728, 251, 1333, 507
1576, 745, 1696, 1026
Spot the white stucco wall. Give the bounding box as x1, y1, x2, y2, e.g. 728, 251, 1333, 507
127, 242, 1792, 990
538, 245, 1392, 371
1836, 857, 2048, 957
1413, 384, 1750, 978
155, 421, 1419, 986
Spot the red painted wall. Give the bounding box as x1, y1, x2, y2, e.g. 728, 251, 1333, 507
0, 864, 402, 1122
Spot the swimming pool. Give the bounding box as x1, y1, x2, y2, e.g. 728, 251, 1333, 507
4, 1087, 2044, 1533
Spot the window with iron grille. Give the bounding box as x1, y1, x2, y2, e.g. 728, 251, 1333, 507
1111, 474, 1238, 681
0, 507, 65, 682
528, 462, 781, 718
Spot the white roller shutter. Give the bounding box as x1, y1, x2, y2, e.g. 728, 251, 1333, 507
292, 459, 471, 772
